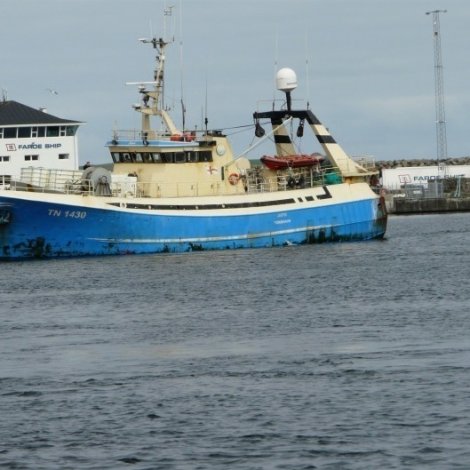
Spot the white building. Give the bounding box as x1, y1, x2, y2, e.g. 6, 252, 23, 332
382, 165, 470, 191
0, 100, 82, 185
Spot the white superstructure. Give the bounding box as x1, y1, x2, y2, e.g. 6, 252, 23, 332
0, 100, 81, 185
382, 165, 470, 190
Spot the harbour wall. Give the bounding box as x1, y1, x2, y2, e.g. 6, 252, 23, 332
390, 196, 470, 214
378, 160, 470, 214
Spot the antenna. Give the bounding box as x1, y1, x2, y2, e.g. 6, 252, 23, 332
426, 9, 448, 171
204, 77, 208, 133
178, 0, 186, 131
305, 30, 311, 108
164, 4, 175, 42
273, 29, 279, 104
276, 68, 297, 112
129, 6, 182, 138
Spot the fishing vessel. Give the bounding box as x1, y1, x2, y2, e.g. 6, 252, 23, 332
0, 36, 387, 260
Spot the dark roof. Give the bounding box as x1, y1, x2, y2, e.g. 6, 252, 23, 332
0, 100, 81, 126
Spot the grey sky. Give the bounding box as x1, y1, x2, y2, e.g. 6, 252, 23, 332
1, 0, 469, 164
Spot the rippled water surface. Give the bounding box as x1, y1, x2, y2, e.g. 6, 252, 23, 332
1, 214, 470, 469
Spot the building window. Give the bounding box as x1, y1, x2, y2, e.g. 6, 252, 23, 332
66, 126, 78, 136
58, 153, 69, 160
25, 155, 39, 161
18, 127, 31, 138
3, 127, 17, 139
46, 126, 59, 137
0, 156, 10, 162
0, 175, 11, 184
31, 127, 46, 138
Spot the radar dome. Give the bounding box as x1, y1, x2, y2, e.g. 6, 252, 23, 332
276, 68, 297, 92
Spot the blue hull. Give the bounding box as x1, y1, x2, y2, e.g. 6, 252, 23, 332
0, 191, 387, 259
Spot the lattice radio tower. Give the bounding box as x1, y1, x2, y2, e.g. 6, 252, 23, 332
426, 9, 447, 167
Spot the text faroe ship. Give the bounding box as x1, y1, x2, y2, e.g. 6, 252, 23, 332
0, 36, 387, 259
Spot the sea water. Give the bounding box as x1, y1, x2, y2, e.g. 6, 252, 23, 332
1, 213, 470, 469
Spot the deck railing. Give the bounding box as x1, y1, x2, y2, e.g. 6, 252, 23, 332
244, 166, 343, 193
6, 165, 349, 198
6, 168, 92, 195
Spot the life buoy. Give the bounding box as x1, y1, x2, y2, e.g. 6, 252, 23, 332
228, 173, 240, 185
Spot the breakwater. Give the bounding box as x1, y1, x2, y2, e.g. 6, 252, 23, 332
391, 196, 470, 214
376, 156, 470, 170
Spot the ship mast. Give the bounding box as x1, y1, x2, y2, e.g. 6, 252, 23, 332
128, 7, 180, 138
134, 36, 180, 137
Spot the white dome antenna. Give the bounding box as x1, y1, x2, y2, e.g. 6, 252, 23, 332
276, 68, 297, 92
276, 68, 297, 111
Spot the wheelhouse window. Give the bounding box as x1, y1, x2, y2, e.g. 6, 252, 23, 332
197, 151, 212, 162
120, 153, 132, 162
161, 153, 175, 163
186, 151, 198, 163
174, 152, 185, 163
111, 150, 214, 163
